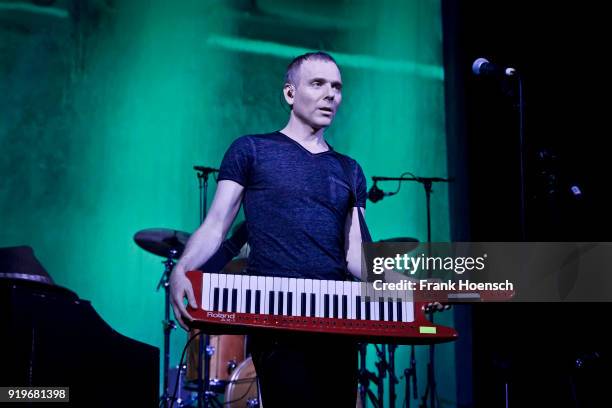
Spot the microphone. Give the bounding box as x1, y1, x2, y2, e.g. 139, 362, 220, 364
193, 165, 219, 174
472, 57, 517, 77
367, 183, 394, 203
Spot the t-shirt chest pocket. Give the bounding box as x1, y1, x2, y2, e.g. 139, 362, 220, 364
328, 175, 352, 205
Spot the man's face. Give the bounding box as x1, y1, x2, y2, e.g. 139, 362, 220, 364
289, 59, 343, 129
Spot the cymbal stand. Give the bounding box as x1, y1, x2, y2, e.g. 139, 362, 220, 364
401, 343, 418, 408
373, 343, 400, 408
374, 344, 386, 405
358, 343, 381, 408
159, 250, 178, 408
387, 344, 399, 408
194, 166, 219, 408
371, 175, 452, 407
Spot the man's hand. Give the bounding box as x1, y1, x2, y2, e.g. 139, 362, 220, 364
423, 301, 451, 313
169, 268, 198, 331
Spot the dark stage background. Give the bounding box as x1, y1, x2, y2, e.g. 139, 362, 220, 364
445, 1, 610, 407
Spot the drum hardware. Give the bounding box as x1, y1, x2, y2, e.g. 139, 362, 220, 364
224, 357, 259, 408
401, 343, 418, 408
246, 399, 259, 408
358, 343, 381, 408
134, 228, 191, 408
369, 174, 453, 408
194, 165, 221, 408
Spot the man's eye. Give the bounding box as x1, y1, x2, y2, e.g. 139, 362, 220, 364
312, 81, 321, 86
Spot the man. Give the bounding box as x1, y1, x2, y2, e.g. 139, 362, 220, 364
170, 52, 367, 406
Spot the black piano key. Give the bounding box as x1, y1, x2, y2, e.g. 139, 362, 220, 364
269, 291, 275, 315
324, 294, 330, 318
342, 295, 348, 319
388, 298, 394, 322
287, 292, 293, 316
365, 296, 371, 320
213, 288, 220, 311
356, 296, 361, 320
379, 299, 385, 321
301, 293, 306, 317
232, 289, 238, 313
333, 295, 339, 319
245, 290, 252, 313
255, 290, 261, 314
397, 298, 402, 322
222, 288, 229, 312
310, 294, 316, 317
278, 291, 284, 315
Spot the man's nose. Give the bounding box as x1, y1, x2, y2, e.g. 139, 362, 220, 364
324, 84, 335, 100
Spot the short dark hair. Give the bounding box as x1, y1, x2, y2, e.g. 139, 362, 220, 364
284, 51, 338, 86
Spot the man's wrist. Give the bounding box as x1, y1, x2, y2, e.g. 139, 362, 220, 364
173, 265, 187, 275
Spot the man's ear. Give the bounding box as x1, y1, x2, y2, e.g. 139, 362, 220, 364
283, 83, 295, 106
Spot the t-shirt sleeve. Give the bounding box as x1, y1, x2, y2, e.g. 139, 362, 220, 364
218, 136, 255, 186
354, 161, 367, 209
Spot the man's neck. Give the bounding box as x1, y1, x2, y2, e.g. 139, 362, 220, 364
280, 115, 328, 151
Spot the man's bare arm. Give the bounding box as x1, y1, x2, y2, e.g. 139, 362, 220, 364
345, 207, 365, 280
344, 208, 425, 284
170, 180, 244, 329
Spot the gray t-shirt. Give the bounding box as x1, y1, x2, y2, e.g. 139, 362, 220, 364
218, 131, 367, 280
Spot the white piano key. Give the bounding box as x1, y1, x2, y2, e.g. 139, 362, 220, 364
264, 277, 274, 315
202, 273, 211, 311
404, 288, 414, 322
374, 294, 382, 321
401, 286, 414, 322
226, 274, 235, 312
211, 273, 219, 311
309, 279, 317, 317
249, 276, 258, 313
387, 291, 396, 322
343, 281, 353, 319
240, 275, 250, 313
318, 280, 327, 318
367, 284, 377, 321
256, 276, 266, 314
281, 277, 289, 316
289, 278, 297, 316
335, 281, 343, 318
297, 279, 305, 316
219, 273, 226, 295
303, 279, 312, 317
273, 277, 281, 315
351, 281, 362, 320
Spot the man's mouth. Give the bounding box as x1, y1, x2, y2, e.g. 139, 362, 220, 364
318, 107, 333, 113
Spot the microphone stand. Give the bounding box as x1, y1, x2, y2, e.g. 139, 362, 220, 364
517, 76, 526, 241
401, 342, 418, 408
371, 175, 453, 408
358, 343, 381, 408
193, 166, 219, 408
159, 250, 177, 408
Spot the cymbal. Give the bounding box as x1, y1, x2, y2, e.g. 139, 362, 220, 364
376, 237, 420, 252
133, 228, 190, 259
378, 237, 419, 243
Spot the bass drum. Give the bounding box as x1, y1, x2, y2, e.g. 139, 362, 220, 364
185, 331, 246, 391
224, 357, 259, 408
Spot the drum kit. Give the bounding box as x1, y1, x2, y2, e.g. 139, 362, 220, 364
134, 227, 258, 408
